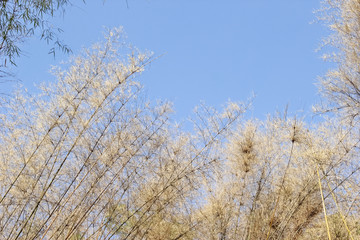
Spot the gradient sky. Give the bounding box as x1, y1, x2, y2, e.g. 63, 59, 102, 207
12, 0, 333, 122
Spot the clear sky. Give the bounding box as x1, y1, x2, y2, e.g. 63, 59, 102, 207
13, 0, 332, 121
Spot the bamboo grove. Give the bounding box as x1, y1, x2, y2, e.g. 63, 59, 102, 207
1, 0, 360, 239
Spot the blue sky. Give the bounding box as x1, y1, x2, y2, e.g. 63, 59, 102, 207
13, 0, 332, 121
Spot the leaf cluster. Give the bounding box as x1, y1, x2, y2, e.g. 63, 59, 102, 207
0, 0, 73, 68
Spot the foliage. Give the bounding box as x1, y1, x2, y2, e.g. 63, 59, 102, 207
317, 0, 360, 123
0, 0, 73, 74
0, 28, 245, 239
195, 116, 360, 240
1, 0, 360, 239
